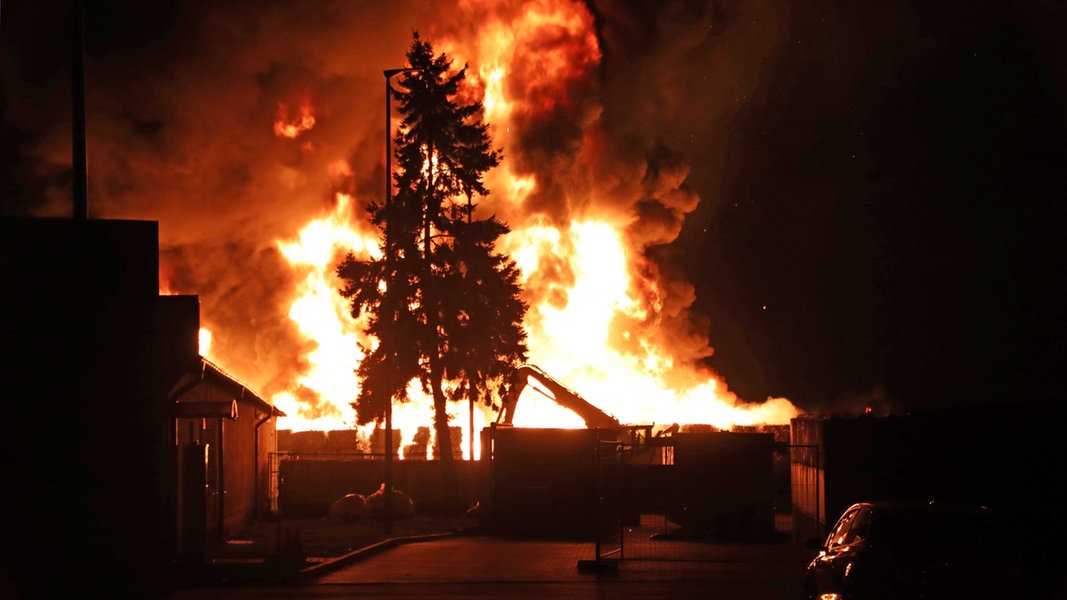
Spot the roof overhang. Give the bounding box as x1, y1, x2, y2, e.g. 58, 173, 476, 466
171, 357, 285, 419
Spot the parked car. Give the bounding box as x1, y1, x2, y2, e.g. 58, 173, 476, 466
804, 500, 1027, 599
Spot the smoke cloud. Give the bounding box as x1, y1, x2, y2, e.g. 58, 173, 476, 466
2, 0, 792, 411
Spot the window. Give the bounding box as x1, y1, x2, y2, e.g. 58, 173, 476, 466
844, 507, 870, 544
828, 508, 859, 547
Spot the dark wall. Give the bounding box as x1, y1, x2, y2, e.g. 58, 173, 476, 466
797, 408, 1067, 589
485, 428, 601, 537
669, 432, 777, 539
0, 218, 166, 597
484, 428, 778, 540
159, 295, 201, 387
222, 407, 259, 533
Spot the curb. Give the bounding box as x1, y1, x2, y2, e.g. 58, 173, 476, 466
298, 531, 459, 580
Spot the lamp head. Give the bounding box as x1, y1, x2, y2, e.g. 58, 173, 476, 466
384, 67, 427, 78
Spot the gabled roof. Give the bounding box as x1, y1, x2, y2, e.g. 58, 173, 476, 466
171, 357, 285, 419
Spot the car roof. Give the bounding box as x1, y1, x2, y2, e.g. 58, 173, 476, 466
845, 499, 996, 516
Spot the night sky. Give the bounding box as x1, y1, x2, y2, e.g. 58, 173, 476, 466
679, 1, 1067, 414
3, 1, 1066, 417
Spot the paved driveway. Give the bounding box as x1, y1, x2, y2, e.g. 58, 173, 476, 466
170, 533, 813, 599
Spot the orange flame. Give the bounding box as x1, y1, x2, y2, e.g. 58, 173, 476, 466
273, 101, 316, 139
271, 193, 378, 431
199, 328, 213, 357
252, 0, 797, 456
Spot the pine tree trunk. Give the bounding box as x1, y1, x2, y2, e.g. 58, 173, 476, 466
430, 360, 462, 512
422, 137, 461, 512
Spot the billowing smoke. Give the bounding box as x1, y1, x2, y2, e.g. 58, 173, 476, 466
2, 0, 794, 419
6, 1, 455, 400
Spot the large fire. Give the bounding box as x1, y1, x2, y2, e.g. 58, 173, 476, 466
192, 0, 796, 459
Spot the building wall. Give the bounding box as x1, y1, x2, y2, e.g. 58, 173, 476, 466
791, 416, 925, 542
0, 218, 166, 596
222, 407, 254, 533
790, 460, 824, 542
792, 406, 1067, 583
256, 418, 277, 517
228, 401, 277, 528
790, 417, 827, 543
176, 383, 276, 539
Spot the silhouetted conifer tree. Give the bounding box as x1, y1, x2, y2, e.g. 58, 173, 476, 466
338, 32, 527, 508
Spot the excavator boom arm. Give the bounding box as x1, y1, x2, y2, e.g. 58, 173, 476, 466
497, 364, 620, 429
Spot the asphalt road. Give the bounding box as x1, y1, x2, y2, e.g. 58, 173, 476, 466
169, 534, 814, 599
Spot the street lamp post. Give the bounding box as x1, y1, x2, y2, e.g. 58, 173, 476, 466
382, 66, 424, 536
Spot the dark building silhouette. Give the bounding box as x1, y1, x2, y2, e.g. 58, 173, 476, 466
791, 407, 1067, 591
1, 217, 167, 596
0, 217, 282, 597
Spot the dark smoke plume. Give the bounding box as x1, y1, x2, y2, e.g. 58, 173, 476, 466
2, 0, 791, 407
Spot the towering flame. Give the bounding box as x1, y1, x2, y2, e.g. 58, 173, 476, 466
252, 0, 797, 456
33, 0, 800, 457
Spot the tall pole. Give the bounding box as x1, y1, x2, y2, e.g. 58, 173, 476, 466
71, 0, 88, 219
382, 70, 395, 537
467, 198, 475, 462
382, 67, 424, 536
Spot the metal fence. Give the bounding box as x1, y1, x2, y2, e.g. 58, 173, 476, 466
789, 443, 823, 544
584, 429, 790, 569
